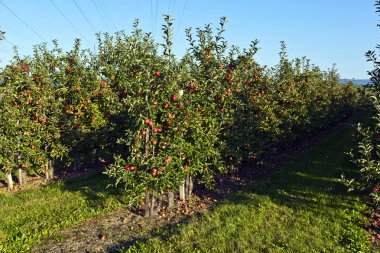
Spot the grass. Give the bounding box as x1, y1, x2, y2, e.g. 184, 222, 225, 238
0, 118, 372, 252
0, 172, 133, 252
124, 121, 373, 252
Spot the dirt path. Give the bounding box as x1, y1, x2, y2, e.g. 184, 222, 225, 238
31, 113, 362, 253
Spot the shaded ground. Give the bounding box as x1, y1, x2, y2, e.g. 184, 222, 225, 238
28, 113, 368, 253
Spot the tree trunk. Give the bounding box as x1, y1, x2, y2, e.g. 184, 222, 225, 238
6, 171, 13, 190
73, 159, 80, 171
18, 168, 24, 185
92, 148, 98, 169
168, 190, 174, 208
45, 162, 50, 180
185, 174, 193, 200
14, 153, 23, 185
149, 191, 156, 217
48, 160, 54, 179
179, 181, 185, 201
144, 190, 150, 218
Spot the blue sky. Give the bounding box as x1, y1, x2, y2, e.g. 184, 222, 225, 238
0, 0, 378, 79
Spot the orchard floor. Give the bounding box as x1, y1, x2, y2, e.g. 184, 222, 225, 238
0, 114, 375, 252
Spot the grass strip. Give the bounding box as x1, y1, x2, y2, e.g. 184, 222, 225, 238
0, 172, 132, 252
125, 122, 372, 252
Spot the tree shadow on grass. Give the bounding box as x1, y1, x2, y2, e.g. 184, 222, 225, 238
57, 171, 133, 209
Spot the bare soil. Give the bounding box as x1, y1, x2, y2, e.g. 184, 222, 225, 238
26, 113, 362, 253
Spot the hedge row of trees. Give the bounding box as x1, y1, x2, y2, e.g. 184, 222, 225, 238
344, 0, 380, 210
0, 17, 363, 216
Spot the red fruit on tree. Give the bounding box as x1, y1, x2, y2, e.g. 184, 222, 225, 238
148, 121, 154, 128
152, 140, 157, 145
178, 103, 184, 109
145, 118, 150, 124
171, 95, 177, 101
371, 235, 376, 244
374, 186, 379, 192
164, 157, 172, 163
163, 103, 169, 109
21, 65, 29, 71
155, 71, 161, 77
152, 168, 157, 176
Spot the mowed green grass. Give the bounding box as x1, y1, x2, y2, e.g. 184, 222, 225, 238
0, 172, 132, 252
125, 122, 372, 252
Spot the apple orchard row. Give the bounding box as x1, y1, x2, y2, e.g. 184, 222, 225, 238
0, 17, 363, 216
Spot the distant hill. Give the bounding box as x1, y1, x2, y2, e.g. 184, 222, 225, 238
340, 79, 370, 85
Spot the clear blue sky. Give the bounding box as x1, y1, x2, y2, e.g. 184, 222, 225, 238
0, 0, 378, 79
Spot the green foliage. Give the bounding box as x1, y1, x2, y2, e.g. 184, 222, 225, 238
122, 121, 371, 253
344, 0, 380, 209
0, 15, 367, 251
